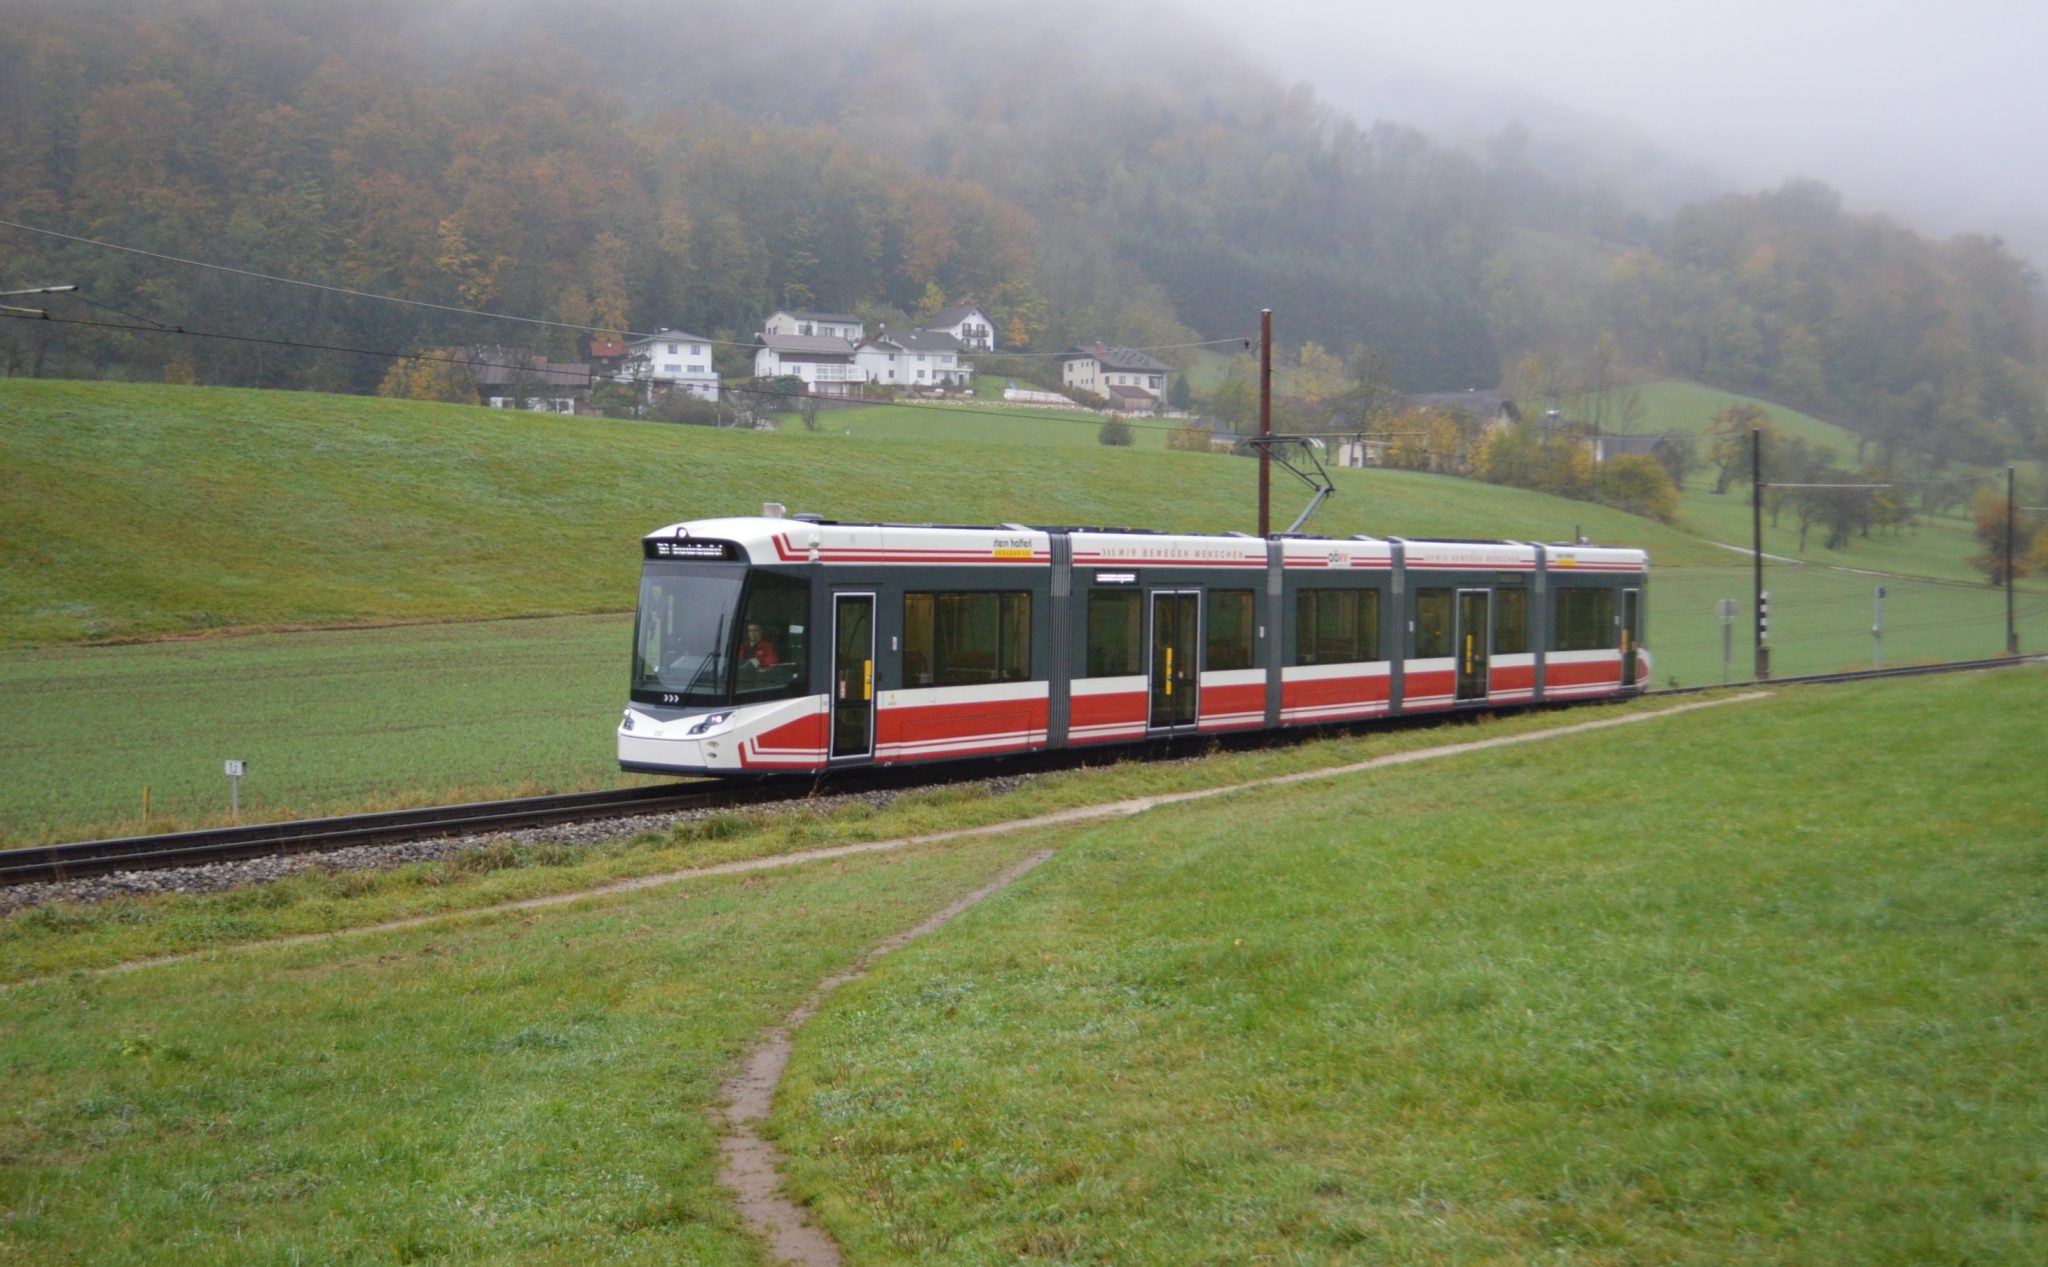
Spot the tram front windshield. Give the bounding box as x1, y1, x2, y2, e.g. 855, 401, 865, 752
631, 563, 809, 706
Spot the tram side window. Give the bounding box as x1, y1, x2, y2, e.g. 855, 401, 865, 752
1414, 588, 1454, 658
735, 572, 810, 700
1086, 591, 1143, 676
1206, 590, 1256, 671
904, 591, 1032, 686
1296, 588, 1379, 664
1554, 587, 1614, 651
1493, 589, 1529, 655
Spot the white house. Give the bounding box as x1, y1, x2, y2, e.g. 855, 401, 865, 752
1058, 342, 1170, 401
762, 309, 865, 341
921, 304, 996, 352
625, 328, 720, 401
853, 329, 970, 388
754, 333, 862, 396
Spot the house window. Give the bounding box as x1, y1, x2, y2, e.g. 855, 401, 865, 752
688, 364, 706, 374
666, 343, 678, 355
690, 344, 703, 355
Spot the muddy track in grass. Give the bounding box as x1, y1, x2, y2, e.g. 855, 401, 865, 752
717, 848, 1057, 1266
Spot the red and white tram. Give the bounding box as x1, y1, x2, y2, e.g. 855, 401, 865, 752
619, 514, 1649, 776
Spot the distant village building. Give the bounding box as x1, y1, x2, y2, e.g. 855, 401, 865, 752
920, 303, 997, 352
1104, 383, 1160, 414
854, 329, 970, 388
626, 328, 719, 401
1407, 390, 1521, 433
762, 309, 865, 341
754, 333, 862, 396
464, 346, 590, 414
587, 338, 628, 378
1058, 343, 1170, 403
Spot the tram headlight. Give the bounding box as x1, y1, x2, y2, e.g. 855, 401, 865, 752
687, 711, 735, 736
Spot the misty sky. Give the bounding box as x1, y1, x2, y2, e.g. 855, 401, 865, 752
1227, 0, 2048, 263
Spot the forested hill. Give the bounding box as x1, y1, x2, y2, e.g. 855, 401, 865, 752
1, 0, 2043, 462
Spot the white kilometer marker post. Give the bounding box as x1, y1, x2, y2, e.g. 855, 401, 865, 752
1716, 598, 1738, 684
224, 759, 246, 820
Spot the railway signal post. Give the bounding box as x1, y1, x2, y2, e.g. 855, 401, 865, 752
1752, 428, 1770, 680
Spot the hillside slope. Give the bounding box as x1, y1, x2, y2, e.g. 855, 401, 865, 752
0, 379, 1722, 646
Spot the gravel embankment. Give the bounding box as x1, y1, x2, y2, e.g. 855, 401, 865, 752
0, 775, 1043, 916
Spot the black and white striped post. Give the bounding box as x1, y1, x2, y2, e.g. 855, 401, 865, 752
2008, 466, 2019, 656
1752, 428, 1769, 680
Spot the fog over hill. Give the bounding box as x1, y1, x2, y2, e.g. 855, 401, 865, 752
2, 0, 2041, 462
1240, 0, 2048, 270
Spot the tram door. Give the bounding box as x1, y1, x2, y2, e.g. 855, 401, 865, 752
1620, 588, 1641, 689
1456, 588, 1491, 701
1149, 591, 1200, 730
831, 594, 875, 759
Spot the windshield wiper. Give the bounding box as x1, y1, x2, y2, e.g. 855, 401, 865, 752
674, 612, 727, 702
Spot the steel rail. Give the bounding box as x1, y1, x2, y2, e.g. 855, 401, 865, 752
0, 784, 758, 886
5, 654, 2041, 887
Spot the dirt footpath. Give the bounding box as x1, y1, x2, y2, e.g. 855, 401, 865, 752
716, 849, 1057, 1265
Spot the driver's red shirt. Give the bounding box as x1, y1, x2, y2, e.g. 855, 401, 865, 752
740, 638, 780, 668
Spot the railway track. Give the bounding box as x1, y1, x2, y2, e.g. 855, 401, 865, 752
5, 654, 2040, 887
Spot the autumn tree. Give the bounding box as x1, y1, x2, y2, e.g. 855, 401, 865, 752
1593, 455, 1679, 522
1968, 486, 2031, 585
1706, 405, 1778, 494
377, 354, 480, 405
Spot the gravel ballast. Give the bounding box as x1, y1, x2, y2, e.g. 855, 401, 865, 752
0, 775, 1044, 916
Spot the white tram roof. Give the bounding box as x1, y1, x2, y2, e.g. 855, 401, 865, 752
642, 518, 1646, 571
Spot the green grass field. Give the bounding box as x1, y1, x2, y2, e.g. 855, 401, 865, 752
0, 378, 1727, 648
3, 562, 2030, 845
776, 669, 2048, 1263
1, 377, 2036, 846
3, 672, 2042, 1263
1670, 482, 1992, 585
1617, 380, 1864, 452
0, 614, 647, 845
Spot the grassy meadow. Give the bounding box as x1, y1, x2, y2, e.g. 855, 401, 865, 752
775, 667, 2048, 1264
3, 671, 2042, 1263
0, 562, 2028, 845
0, 378, 1723, 648
1620, 380, 1864, 451
1, 375, 2038, 844
0, 614, 646, 845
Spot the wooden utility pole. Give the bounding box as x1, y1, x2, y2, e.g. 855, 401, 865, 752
1258, 309, 1272, 537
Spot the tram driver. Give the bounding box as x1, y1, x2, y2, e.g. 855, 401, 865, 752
738, 621, 781, 670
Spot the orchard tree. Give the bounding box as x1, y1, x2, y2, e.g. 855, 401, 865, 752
1967, 485, 2030, 585
377, 354, 480, 405
1706, 404, 1777, 494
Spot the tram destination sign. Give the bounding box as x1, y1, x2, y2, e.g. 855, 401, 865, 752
644, 539, 738, 561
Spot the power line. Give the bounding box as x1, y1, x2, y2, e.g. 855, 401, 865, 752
0, 216, 1250, 358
